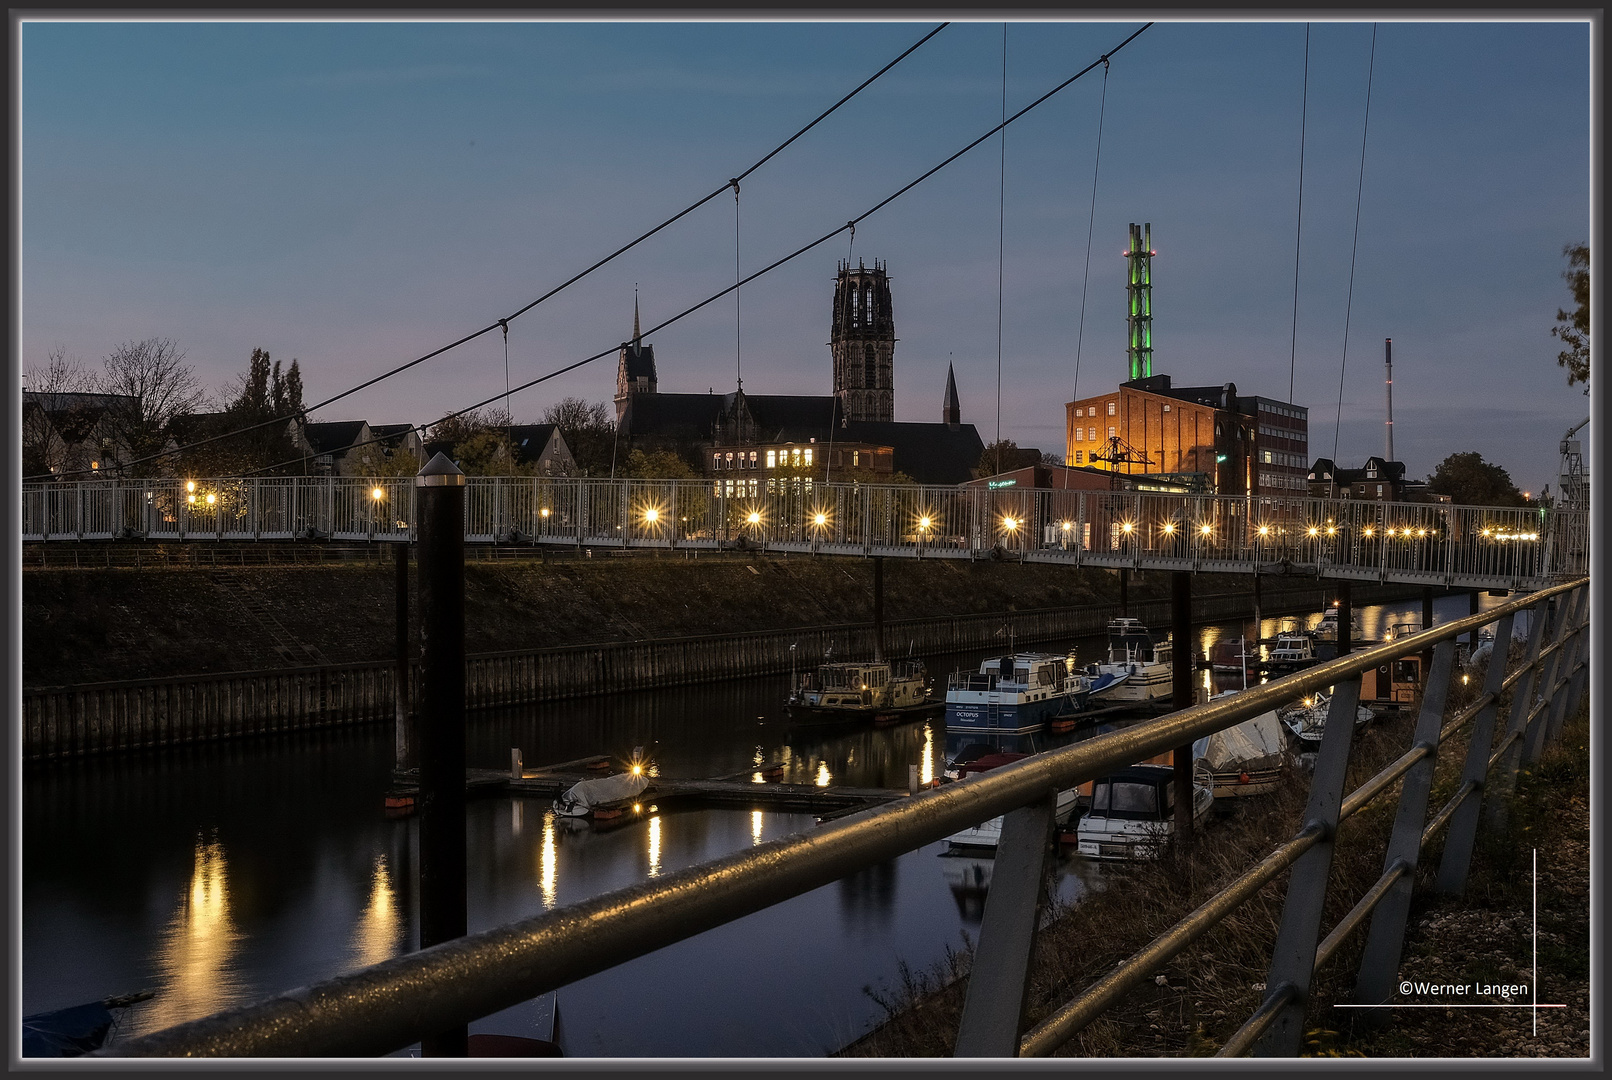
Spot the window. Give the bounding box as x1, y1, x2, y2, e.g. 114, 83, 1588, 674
1107, 426, 1116, 439
1163, 403, 1171, 412
1263, 450, 1273, 464
766, 450, 776, 468
804, 448, 813, 466
852, 451, 860, 467
713, 454, 722, 470
725, 452, 735, 468
791, 448, 802, 466
1088, 427, 1097, 441
1106, 401, 1116, 416
1075, 428, 1084, 442
1075, 450, 1083, 464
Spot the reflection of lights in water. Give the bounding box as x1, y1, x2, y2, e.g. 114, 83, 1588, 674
816, 762, 831, 788
141, 836, 244, 1034
921, 723, 934, 786
351, 855, 403, 970
511, 801, 524, 836
752, 810, 764, 845
648, 816, 662, 877
753, 746, 765, 766
752, 771, 764, 784
540, 811, 558, 909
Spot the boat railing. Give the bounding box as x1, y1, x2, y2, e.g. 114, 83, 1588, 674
98, 577, 1589, 1059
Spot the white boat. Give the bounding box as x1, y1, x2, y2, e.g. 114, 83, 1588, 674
1192, 692, 1290, 797
1076, 764, 1215, 861
942, 751, 1080, 850
554, 770, 650, 818
944, 652, 1091, 735
1265, 632, 1319, 673
1316, 602, 1363, 641
1279, 691, 1375, 749
786, 658, 935, 725
1085, 618, 1173, 704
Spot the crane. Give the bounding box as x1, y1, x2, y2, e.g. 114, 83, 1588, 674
1559, 416, 1589, 511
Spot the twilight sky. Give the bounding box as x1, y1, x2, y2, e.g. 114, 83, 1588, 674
18, 17, 1592, 493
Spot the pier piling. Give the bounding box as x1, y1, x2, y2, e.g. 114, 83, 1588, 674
1171, 571, 1193, 842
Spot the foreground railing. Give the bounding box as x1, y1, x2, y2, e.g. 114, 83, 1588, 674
23, 476, 1580, 590
98, 577, 1588, 1058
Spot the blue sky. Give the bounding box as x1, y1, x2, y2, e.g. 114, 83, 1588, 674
19, 18, 1592, 493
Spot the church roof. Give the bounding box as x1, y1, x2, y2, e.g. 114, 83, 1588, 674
840, 420, 984, 485
620, 392, 725, 439
620, 342, 657, 382
740, 394, 838, 438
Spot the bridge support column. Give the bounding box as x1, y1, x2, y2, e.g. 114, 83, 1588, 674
873, 556, 885, 661
395, 541, 413, 772
416, 452, 468, 1057
1253, 677, 1363, 1056
953, 790, 1058, 1057
1120, 568, 1129, 617
1354, 639, 1457, 1020
1171, 571, 1193, 842
1337, 583, 1352, 658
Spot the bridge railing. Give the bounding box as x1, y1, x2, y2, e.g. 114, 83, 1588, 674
97, 577, 1589, 1058
23, 476, 1580, 589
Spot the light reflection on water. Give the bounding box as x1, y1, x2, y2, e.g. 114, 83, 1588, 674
351, 856, 402, 971
139, 835, 244, 1036
540, 811, 558, 909
647, 815, 662, 878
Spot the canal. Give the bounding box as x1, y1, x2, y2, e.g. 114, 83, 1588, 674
22, 591, 1512, 1056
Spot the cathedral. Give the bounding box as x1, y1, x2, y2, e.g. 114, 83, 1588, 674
613, 260, 982, 486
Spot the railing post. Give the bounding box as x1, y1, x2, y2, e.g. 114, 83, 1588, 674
1354, 639, 1457, 1013
953, 789, 1058, 1057
415, 452, 468, 1058
1483, 595, 1552, 827
1522, 593, 1574, 766
1252, 676, 1363, 1057
1537, 585, 1588, 752
1433, 610, 1516, 895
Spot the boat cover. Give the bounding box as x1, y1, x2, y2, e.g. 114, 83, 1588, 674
1193, 710, 1286, 773
22, 1001, 117, 1057
556, 772, 650, 814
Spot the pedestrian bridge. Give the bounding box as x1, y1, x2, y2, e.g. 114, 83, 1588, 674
24, 475, 1584, 593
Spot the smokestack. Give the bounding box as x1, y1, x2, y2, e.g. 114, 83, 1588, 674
1384, 338, 1394, 463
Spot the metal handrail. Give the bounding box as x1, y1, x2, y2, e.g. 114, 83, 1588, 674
99, 578, 1586, 1058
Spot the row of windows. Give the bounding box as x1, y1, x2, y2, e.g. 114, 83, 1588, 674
714, 451, 760, 470
1258, 472, 1307, 490
1257, 424, 1308, 443
1072, 426, 1118, 443
1073, 401, 1122, 417
1260, 449, 1306, 468
1259, 403, 1306, 419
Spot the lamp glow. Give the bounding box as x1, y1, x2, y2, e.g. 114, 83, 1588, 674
1003, 516, 1018, 531
644, 507, 659, 523
372, 487, 384, 501
814, 512, 827, 527
747, 512, 761, 525
206, 493, 216, 505
1200, 524, 1212, 536
187, 480, 195, 492
919, 516, 932, 530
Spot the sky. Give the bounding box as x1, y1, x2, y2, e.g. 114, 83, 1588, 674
17, 17, 1593, 494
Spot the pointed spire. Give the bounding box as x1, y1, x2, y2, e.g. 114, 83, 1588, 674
632, 286, 641, 349
943, 362, 960, 426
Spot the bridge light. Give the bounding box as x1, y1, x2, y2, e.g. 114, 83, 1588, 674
1307, 526, 1319, 537
1363, 526, 1375, 537
814, 512, 827, 527
540, 507, 551, 518
372, 487, 385, 501
1199, 524, 1212, 536
1326, 526, 1336, 536
205, 493, 216, 505
1003, 516, 1019, 532
1121, 521, 1134, 534
1061, 521, 1072, 532
1416, 528, 1426, 538
187, 494, 196, 504
644, 507, 659, 523
747, 511, 761, 525
187, 480, 195, 493
1162, 522, 1176, 535
1257, 525, 1270, 537
919, 516, 933, 531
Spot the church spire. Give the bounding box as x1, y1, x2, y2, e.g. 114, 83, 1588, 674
942, 362, 960, 426
632, 285, 641, 349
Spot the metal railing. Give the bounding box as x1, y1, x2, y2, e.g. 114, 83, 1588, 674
24, 475, 1580, 591
98, 577, 1588, 1058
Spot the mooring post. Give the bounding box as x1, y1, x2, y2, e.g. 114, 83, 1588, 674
1336, 583, 1353, 658
394, 540, 412, 772
1252, 573, 1262, 638
1354, 639, 1457, 1017
1119, 567, 1129, 618
416, 452, 468, 1058
872, 556, 885, 661
1171, 570, 1193, 841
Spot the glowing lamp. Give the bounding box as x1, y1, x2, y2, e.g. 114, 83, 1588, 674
919, 516, 932, 530
1199, 524, 1212, 536
372, 487, 384, 501
644, 507, 659, 523
814, 513, 827, 526
1121, 521, 1134, 534
187, 494, 195, 504
1003, 516, 1018, 531
1162, 522, 1176, 534
747, 512, 761, 525
187, 480, 195, 492
541, 507, 551, 518
206, 493, 216, 505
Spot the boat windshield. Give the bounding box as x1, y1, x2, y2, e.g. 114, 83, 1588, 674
1090, 780, 1168, 819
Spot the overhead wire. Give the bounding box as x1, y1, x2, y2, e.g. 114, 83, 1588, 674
30, 22, 952, 483
230, 22, 1155, 479
1331, 23, 1378, 469
995, 23, 1008, 462
1289, 23, 1310, 405
1066, 53, 1110, 489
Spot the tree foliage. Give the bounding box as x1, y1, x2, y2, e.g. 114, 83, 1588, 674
181, 348, 305, 476
94, 338, 206, 477
1426, 451, 1528, 507
977, 439, 1044, 477
23, 346, 97, 476
425, 407, 523, 476
623, 448, 698, 479
542, 397, 617, 476
1551, 243, 1589, 394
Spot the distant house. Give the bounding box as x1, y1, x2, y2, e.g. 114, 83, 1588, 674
22, 391, 135, 479
295, 420, 372, 476
1307, 456, 1444, 502
506, 424, 576, 476
367, 424, 427, 470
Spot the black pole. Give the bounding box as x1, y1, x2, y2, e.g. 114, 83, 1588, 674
1119, 567, 1129, 617
1252, 573, 1263, 639
1469, 590, 1480, 649
1421, 585, 1436, 689
872, 556, 885, 661
1171, 570, 1194, 842
395, 540, 412, 772
416, 452, 467, 1058
1337, 582, 1353, 658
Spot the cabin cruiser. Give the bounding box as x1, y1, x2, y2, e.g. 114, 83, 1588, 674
942, 752, 1080, 851
945, 652, 1091, 735
1265, 632, 1319, 673
786, 658, 934, 724
1279, 691, 1376, 750
1076, 764, 1215, 861
1192, 691, 1290, 797
1085, 618, 1173, 704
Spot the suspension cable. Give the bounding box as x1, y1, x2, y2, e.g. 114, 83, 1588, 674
995, 24, 1008, 463
1332, 24, 1378, 469
32, 23, 952, 483
1289, 23, 1310, 405
733, 179, 743, 391
1068, 54, 1110, 489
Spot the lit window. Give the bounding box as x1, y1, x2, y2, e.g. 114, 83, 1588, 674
1075, 450, 1083, 464
853, 451, 860, 467
1163, 404, 1171, 412
804, 448, 812, 465
1088, 427, 1096, 441
1106, 401, 1116, 416
1107, 427, 1116, 439
1075, 428, 1083, 442
749, 451, 757, 467
725, 452, 734, 467
766, 450, 776, 468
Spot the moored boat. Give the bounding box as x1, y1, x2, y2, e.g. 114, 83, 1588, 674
1192, 692, 1290, 797
944, 652, 1089, 735
1076, 764, 1214, 861
1264, 631, 1320, 673
1085, 618, 1173, 704
786, 658, 936, 725
943, 752, 1081, 851
1279, 691, 1375, 750
554, 769, 650, 818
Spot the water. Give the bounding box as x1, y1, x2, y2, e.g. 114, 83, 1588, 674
22, 591, 1506, 1057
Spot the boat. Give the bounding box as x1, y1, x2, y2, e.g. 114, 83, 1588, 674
1279, 691, 1376, 749
1316, 601, 1363, 641
554, 769, 650, 818
23, 992, 153, 1057
1208, 634, 1260, 678
1084, 618, 1174, 704
942, 752, 1081, 851
785, 657, 937, 725
944, 652, 1091, 735
1191, 692, 1290, 797
1264, 631, 1320, 673
1076, 764, 1215, 861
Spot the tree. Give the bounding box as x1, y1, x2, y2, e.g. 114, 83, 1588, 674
1551, 243, 1589, 394
425, 407, 520, 475
180, 348, 304, 476
542, 397, 617, 476
93, 338, 206, 477
1426, 451, 1528, 507
976, 439, 1042, 478
23, 346, 96, 476
624, 448, 697, 479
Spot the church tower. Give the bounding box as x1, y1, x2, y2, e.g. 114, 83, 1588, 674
614, 294, 657, 424
942, 363, 960, 426
830, 259, 895, 423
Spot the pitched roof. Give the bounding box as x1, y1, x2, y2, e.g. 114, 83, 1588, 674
621, 392, 725, 439
839, 420, 984, 485
367, 423, 419, 446
740, 394, 838, 439
506, 423, 563, 465
302, 420, 368, 455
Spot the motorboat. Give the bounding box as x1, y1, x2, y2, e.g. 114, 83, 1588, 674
942, 751, 1080, 851
786, 657, 936, 725
554, 769, 650, 819
1264, 632, 1319, 673
1279, 691, 1376, 750
1076, 764, 1215, 861
1085, 618, 1173, 704
944, 652, 1090, 735
1192, 692, 1290, 797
